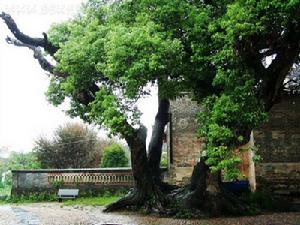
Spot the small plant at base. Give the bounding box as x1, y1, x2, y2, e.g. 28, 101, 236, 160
52, 180, 64, 189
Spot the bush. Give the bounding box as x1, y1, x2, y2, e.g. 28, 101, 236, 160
101, 144, 129, 168
34, 123, 115, 168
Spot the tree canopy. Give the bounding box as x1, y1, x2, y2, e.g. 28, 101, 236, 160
45, 0, 300, 177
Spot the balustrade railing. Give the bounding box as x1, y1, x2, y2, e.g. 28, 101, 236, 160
12, 168, 135, 188
47, 171, 134, 186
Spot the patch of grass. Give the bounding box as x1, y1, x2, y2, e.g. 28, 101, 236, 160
78, 187, 129, 197
62, 195, 121, 206
0, 187, 126, 206
2, 193, 57, 204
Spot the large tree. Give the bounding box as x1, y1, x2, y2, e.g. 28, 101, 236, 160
1, 0, 300, 216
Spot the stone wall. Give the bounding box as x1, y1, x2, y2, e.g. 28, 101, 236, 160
254, 94, 300, 201
167, 95, 204, 184
167, 93, 300, 198
166, 95, 255, 185
11, 168, 134, 196
254, 94, 300, 163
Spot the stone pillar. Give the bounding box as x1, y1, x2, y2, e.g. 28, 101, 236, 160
167, 95, 204, 185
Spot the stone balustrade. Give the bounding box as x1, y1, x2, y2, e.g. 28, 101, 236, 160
47, 169, 134, 186
11, 168, 134, 196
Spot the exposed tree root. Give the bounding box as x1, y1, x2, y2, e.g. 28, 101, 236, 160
105, 161, 254, 217
104, 186, 169, 214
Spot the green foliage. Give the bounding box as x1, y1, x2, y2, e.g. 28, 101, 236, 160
250, 145, 263, 163
160, 158, 167, 168
160, 152, 168, 167
0, 152, 41, 187
6, 152, 41, 170
1, 193, 56, 204
0, 185, 10, 197
0, 191, 124, 205
46, 0, 300, 177
100, 144, 129, 168
34, 122, 114, 169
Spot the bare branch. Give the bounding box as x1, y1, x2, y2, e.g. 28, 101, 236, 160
6, 36, 67, 78
0, 11, 58, 55
6, 36, 35, 49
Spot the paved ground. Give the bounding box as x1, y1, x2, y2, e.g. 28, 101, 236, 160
0, 203, 299, 225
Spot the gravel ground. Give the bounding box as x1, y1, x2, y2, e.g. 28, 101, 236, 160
0, 205, 17, 225
0, 203, 299, 225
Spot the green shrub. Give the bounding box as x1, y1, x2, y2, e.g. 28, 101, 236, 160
160, 158, 168, 167
101, 144, 129, 168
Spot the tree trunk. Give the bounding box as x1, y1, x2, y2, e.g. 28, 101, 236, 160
147, 99, 169, 180
104, 126, 167, 213
176, 157, 251, 217
105, 94, 175, 212
184, 158, 209, 209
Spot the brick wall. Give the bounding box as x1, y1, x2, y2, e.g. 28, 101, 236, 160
167, 95, 204, 184
254, 94, 300, 163
254, 94, 300, 202
167, 93, 300, 201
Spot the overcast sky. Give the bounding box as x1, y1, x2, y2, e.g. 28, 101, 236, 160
0, 0, 157, 156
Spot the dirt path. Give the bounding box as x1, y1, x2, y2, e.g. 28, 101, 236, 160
0, 203, 299, 225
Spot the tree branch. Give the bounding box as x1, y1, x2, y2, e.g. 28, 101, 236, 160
0, 11, 58, 55
5, 36, 67, 78
1, 13, 140, 149
262, 42, 300, 110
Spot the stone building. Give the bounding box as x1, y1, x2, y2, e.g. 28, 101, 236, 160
254, 94, 300, 200
166, 94, 300, 202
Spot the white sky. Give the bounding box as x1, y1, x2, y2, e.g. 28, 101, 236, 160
0, 0, 157, 155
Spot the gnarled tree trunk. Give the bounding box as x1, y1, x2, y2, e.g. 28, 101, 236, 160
172, 157, 251, 217
105, 126, 168, 213
105, 91, 174, 211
